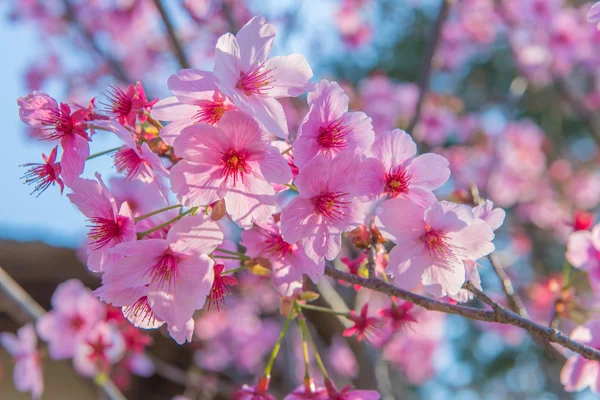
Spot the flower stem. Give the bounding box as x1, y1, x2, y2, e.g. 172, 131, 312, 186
213, 255, 247, 261
281, 146, 293, 155
214, 248, 249, 258
298, 307, 312, 384
222, 266, 247, 275
137, 208, 196, 239
295, 302, 329, 380
134, 204, 182, 223
86, 147, 120, 161
299, 303, 350, 318
283, 183, 298, 192
264, 306, 296, 377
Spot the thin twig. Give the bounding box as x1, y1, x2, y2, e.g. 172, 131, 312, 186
406, 0, 452, 134
0, 266, 126, 400
152, 0, 191, 69
324, 265, 600, 361
488, 254, 529, 317
61, 0, 130, 83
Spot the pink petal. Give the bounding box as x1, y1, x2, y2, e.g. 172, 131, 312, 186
368, 129, 417, 171
213, 33, 241, 89
280, 196, 321, 245
257, 147, 292, 184
218, 110, 267, 149
173, 123, 229, 159
169, 161, 224, 207
448, 218, 495, 261
167, 69, 217, 103
223, 177, 276, 228
293, 153, 330, 198
424, 201, 470, 233
265, 54, 313, 98
246, 95, 289, 139
566, 231, 596, 269
377, 198, 426, 242
236, 16, 276, 71
340, 111, 375, 152
60, 134, 89, 186
158, 119, 194, 147
422, 257, 467, 297
356, 158, 386, 199
405, 153, 450, 190
307, 80, 348, 122
167, 319, 195, 344
67, 177, 114, 220
389, 242, 428, 290
151, 96, 198, 121
167, 214, 224, 255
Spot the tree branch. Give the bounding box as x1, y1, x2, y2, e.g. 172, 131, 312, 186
0, 266, 126, 400
152, 0, 191, 69
406, 0, 452, 134
324, 265, 600, 361
61, 0, 130, 83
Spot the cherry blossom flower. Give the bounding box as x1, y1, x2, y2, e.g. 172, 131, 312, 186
378, 300, 417, 331
104, 82, 156, 128
358, 129, 450, 208
37, 279, 105, 359
207, 264, 238, 311
0, 324, 43, 400
21, 145, 64, 196
293, 79, 374, 168
97, 214, 223, 342
151, 69, 236, 146
343, 305, 382, 342
566, 223, 600, 293
284, 382, 328, 400
213, 16, 313, 139
472, 199, 506, 232
234, 377, 276, 400
572, 210, 595, 232
377, 199, 495, 297
560, 319, 600, 392
324, 379, 380, 400
281, 151, 367, 262
589, 2, 600, 29
17, 90, 58, 129
241, 221, 324, 296
68, 173, 136, 272
170, 110, 291, 228
73, 322, 125, 377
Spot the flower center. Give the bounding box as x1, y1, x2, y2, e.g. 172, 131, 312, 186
207, 264, 238, 311
105, 85, 133, 119
87, 215, 128, 250
384, 167, 411, 197
315, 192, 351, 220
421, 225, 452, 258
70, 315, 85, 331
194, 99, 227, 125
114, 147, 146, 179
220, 149, 249, 184
235, 61, 274, 96
147, 251, 179, 290
264, 234, 294, 258
123, 296, 157, 326
316, 119, 351, 149
22, 161, 60, 196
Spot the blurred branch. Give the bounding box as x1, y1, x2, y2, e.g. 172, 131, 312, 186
221, 2, 238, 33
61, 0, 131, 83
406, 0, 452, 134
488, 254, 528, 317
152, 0, 191, 69
0, 265, 126, 400
554, 78, 600, 146
324, 264, 600, 361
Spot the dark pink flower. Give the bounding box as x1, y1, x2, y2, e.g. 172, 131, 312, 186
104, 82, 156, 127
21, 145, 64, 196
343, 305, 382, 343
207, 264, 238, 311
324, 379, 380, 400
378, 300, 417, 331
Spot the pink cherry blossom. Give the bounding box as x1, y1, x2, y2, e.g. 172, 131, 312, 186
343, 304, 383, 343
22, 145, 64, 196
566, 223, 600, 293
213, 16, 313, 139
151, 69, 236, 146
358, 129, 450, 208
284, 382, 328, 400
0, 324, 43, 400
589, 2, 600, 28
67, 173, 136, 272
241, 221, 324, 296
17, 90, 58, 129
170, 110, 291, 228
560, 319, 600, 392
37, 279, 105, 359
280, 151, 367, 261
73, 322, 125, 377
472, 199, 506, 232
207, 264, 238, 311
97, 214, 223, 342
324, 379, 380, 400
293, 79, 374, 168
377, 199, 495, 297
104, 82, 157, 128
233, 377, 276, 400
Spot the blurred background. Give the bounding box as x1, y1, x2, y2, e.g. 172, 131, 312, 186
2, 0, 600, 399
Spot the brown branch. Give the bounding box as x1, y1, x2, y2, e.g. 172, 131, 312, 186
0, 266, 126, 400
61, 0, 130, 83
153, 0, 191, 69
488, 254, 529, 317
406, 0, 452, 134
324, 265, 600, 361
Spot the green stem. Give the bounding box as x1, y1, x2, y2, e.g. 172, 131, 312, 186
295, 302, 329, 380
283, 183, 299, 192
134, 204, 182, 223
299, 309, 312, 383
222, 266, 247, 275
86, 147, 120, 161
299, 303, 350, 318
137, 208, 195, 239
145, 113, 164, 129
213, 255, 248, 261
281, 146, 293, 155
264, 306, 296, 377
214, 248, 247, 258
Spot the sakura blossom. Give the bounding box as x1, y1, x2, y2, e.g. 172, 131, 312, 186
0, 324, 43, 399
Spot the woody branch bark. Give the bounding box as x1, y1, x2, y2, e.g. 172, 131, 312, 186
152, 0, 191, 69
324, 265, 600, 362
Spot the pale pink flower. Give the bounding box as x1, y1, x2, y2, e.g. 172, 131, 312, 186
560, 319, 600, 392
22, 145, 64, 196
241, 221, 324, 296
566, 224, 600, 293
377, 200, 495, 297
17, 90, 58, 128
151, 69, 236, 146
280, 151, 367, 261
97, 215, 223, 341
73, 322, 125, 377
170, 111, 291, 228
213, 16, 313, 139
68, 173, 136, 272
358, 129, 450, 208
0, 324, 43, 400
413, 101, 457, 146
37, 279, 105, 359
472, 199, 506, 232
293, 80, 374, 168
